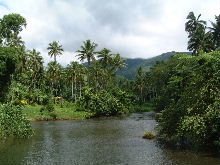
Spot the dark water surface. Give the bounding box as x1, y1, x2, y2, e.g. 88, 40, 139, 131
0, 112, 219, 165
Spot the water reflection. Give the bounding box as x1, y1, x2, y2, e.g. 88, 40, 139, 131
0, 112, 219, 165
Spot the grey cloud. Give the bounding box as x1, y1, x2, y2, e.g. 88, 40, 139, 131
1, 0, 219, 65
84, 0, 161, 34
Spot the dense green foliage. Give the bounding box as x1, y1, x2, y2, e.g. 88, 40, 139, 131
0, 104, 33, 138
154, 51, 220, 150
0, 10, 219, 153
77, 87, 133, 117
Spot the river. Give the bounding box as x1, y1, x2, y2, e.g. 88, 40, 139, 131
0, 112, 219, 165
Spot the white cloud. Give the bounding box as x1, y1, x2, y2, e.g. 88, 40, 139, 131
0, 0, 219, 65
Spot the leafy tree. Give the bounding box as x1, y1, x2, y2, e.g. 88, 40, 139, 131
47, 41, 64, 62
156, 51, 220, 150
0, 13, 26, 46
0, 47, 18, 101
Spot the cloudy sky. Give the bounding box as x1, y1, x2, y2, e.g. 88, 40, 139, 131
0, 0, 219, 65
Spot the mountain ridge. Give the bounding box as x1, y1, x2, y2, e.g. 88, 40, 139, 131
118, 51, 191, 79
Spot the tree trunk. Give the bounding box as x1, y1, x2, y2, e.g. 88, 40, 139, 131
71, 76, 74, 101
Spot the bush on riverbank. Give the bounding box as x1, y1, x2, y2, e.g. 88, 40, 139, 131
77, 87, 133, 117
0, 104, 34, 139
143, 130, 156, 139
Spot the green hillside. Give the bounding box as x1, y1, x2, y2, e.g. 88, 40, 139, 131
118, 51, 191, 79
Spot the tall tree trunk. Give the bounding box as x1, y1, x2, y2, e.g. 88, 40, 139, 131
54, 55, 56, 63
74, 72, 77, 103
88, 57, 90, 87
79, 82, 82, 98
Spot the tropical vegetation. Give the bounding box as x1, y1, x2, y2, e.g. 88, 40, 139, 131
0, 11, 219, 153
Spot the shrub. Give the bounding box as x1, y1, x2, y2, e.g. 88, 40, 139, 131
0, 103, 34, 139
77, 87, 132, 117
143, 131, 156, 139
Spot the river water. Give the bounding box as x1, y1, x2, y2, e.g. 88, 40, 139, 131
0, 112, 219, 165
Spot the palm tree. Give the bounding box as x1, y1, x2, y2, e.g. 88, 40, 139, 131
209, 15, 220, 49
76, 40, 97, 87
47, 41, 64, 62
46, 61, 63, 96
185, 12, 207, 55
66, 61, 79, 102
97, 48, 112, 68
111, 53, 127, 71
76, 40, 98, 66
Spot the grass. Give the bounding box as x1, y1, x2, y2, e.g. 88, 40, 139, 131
134, 102, 155, 112
22, 104, 90, 121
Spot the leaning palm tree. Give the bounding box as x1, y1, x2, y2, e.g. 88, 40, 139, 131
187, 26, 214, 54
76, 40, 98, 66
185, 12, 206, 35
47, 41, 64, 62
209, 15, 220, 49
185, 12, 207, 55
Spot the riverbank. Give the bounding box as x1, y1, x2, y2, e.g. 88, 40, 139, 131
22, 105, 90, 121
22, 102, 155, 121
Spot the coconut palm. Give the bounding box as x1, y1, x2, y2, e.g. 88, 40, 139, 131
47, 41, 64, 62
187, 26, 214, 54
76, 40, 98, 66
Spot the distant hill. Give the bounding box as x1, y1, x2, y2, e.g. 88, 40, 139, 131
117, 51, 191, 79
